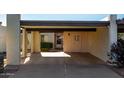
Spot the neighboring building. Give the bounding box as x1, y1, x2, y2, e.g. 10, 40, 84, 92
0, 22, 6, 52
117, 19, 124, 40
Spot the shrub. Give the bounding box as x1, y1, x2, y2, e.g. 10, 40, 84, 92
0, 53, 4, 73
41, 42, 53, 51
108, 39, 124, 67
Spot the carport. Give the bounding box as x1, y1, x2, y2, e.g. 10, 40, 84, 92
5, 14, 121, 77
20, 20, 109, 62
6, 14, 118, 66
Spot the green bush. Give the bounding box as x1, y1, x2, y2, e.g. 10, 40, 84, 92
41, 42, 53, 51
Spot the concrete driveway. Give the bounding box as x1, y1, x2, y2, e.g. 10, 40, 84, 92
9, 52, 121, 78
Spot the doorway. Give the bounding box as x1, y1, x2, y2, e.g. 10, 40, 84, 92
55, 32, 63, 50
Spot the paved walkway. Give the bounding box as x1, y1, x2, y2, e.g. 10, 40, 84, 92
9, 52, 121, 78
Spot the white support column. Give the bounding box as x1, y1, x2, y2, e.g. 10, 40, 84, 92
6, 14, 20, 65
22, 28, 27, 57
109, 15, 117, 50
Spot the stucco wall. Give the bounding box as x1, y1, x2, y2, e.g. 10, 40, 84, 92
63, 31, 87, 52
63, 27, 109, 61
87, 27, 109, 61
0, 26, 6, 52
21, 33, 31, 50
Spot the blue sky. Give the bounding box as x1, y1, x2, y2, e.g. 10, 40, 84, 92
21, 14, 108, 21
21, 14, 124, 21
0, 14, 124, 26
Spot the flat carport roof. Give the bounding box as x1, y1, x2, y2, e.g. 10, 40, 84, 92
20, 20, 109, 32
20, 20, 110, 26
20, 20, 124, 32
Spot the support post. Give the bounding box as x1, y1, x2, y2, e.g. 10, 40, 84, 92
6, 14, 20, 65
31, 31, 41, 53
31, 31, 34, 53
22, 28, 28, 57
109, 15, 117, 50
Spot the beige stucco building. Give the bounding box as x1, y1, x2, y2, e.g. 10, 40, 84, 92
0, 14, 124, 66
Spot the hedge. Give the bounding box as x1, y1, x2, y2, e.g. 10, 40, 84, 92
41, 42, 53, 51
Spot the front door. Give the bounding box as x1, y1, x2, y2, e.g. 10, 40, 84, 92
71, 32, 82, 52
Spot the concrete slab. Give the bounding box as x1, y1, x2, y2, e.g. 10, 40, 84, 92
9, 53, 121, 78
65, 64, 121, 78
10, 64, 65, 78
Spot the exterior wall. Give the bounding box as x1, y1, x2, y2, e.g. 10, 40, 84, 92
81, 32, 89, 52
0, 26, 6, 52
63, 31, 82, 52
63, 31, 91, 52
87, 27, 109, 61
63, 27, 109, 61
21, 33, 31, 50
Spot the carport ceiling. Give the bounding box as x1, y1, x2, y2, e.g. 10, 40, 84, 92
25, 28, 97, 32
